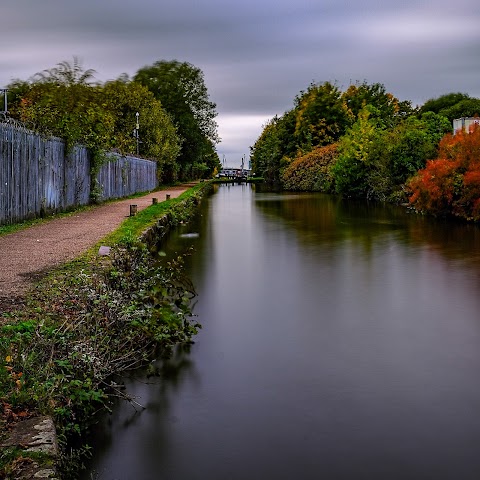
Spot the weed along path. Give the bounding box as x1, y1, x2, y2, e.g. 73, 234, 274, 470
0, 184, 196, 310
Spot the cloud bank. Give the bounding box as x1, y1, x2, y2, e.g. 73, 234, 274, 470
1, 0, 479, 166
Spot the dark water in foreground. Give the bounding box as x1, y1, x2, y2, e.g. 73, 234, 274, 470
82, 184, 480, 480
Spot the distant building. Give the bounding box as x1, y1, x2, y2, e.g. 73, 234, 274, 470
453, 117, 480, 134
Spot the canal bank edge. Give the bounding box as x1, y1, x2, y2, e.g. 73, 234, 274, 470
0, 181, 213, 479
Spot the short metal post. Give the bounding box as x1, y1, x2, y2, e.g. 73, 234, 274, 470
166, 194, 171, 200
152, 198, 158, 204
130, 205, 137, 216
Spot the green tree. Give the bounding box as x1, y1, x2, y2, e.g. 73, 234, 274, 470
419, 92, 470, 116
32, 56, 98, 86
384, 113, 451, 186
438, 98, 480, 122
331, 105, 382, 198
250, 116, 283, 183
134, 60, 220, 179
3, 79, 31, 118
420, 111, 453, 138
250, 108, 299, 183
342, 81, 407, 127
418, 92, 480, 122
8, 60, 183, 186
100, 78, 181, 182
293, 81, 349, 152
17, 81, 114, 152
8, 59, 111, 150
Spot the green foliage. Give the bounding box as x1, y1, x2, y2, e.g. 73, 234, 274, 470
6, 58, 213, 186
342, 81, 408, 127
0, 447, 54, 479
251, 83, 479, 213
0, 240, 199, 475
1, 80, 31, 118
100, 181, 211, 246
250, 116, 286, 184
330, 108, 451, 201
0, 183, 211, 476
294, 81, 349, 152
384, 113, 451, 185
281, 143, 338, 191
251, 82, 349, 183
331, 106, 383, 198
100, 79, 181, 182
420, 111, 453, 137
419, 92, 471, 116
251, 81, 408, 186
10, 70, 150, 204
419, 92, 480, 122
134, 60, 221, 180
31, 56, 98, 86
438, 98, 480, 122
17, 82, 115, 152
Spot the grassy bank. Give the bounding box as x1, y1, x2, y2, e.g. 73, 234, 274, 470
0, 181, 212, 478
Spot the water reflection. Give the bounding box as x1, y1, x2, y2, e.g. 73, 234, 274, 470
83, 184, 480, 480
82, 344, 198, 480
254, 190, 480, 268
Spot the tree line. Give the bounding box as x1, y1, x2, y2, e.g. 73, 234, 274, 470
3, 57, 221, 184
250, 82, 480, 221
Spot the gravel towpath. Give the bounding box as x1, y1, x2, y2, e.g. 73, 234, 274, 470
0, 184, 194, 309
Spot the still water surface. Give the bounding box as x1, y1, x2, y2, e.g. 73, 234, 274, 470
83, 184, 480, 480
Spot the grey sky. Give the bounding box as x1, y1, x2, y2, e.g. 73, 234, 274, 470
1, 0, 479, 167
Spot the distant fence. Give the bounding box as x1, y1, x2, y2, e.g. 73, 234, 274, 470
98, 153, 157, 201
0, 123, 157, 225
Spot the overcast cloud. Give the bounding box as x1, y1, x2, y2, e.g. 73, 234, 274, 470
1, 0, 479, 166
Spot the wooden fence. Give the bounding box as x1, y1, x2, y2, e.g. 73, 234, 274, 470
98, 153, 157, 201
0, 123, 157, 225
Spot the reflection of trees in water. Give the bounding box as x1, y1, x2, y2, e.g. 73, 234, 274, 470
406, 218, 480, 264
255, 191, 480, 267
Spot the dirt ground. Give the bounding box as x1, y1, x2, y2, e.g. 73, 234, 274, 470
0, 184, 194, 312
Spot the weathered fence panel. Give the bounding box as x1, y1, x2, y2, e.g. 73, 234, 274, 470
97, 154, 157, 201
0, 123, 157, 225
64, 146, 91, 207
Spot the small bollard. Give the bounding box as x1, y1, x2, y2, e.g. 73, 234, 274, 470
166, 194, 171, 200
152, 198, 158, 204
130, 204, 137, 216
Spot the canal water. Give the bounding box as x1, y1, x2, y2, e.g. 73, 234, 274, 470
82, 184, 480, 480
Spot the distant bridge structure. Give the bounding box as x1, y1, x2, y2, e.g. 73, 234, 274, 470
216, 167, 252, 179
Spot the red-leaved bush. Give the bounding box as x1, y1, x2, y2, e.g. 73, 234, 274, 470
408, 124, 480, 221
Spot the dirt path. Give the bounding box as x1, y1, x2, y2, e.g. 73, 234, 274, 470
0, 184, 195, 309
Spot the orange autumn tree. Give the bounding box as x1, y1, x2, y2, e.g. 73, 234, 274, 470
408, 123, 480, 220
